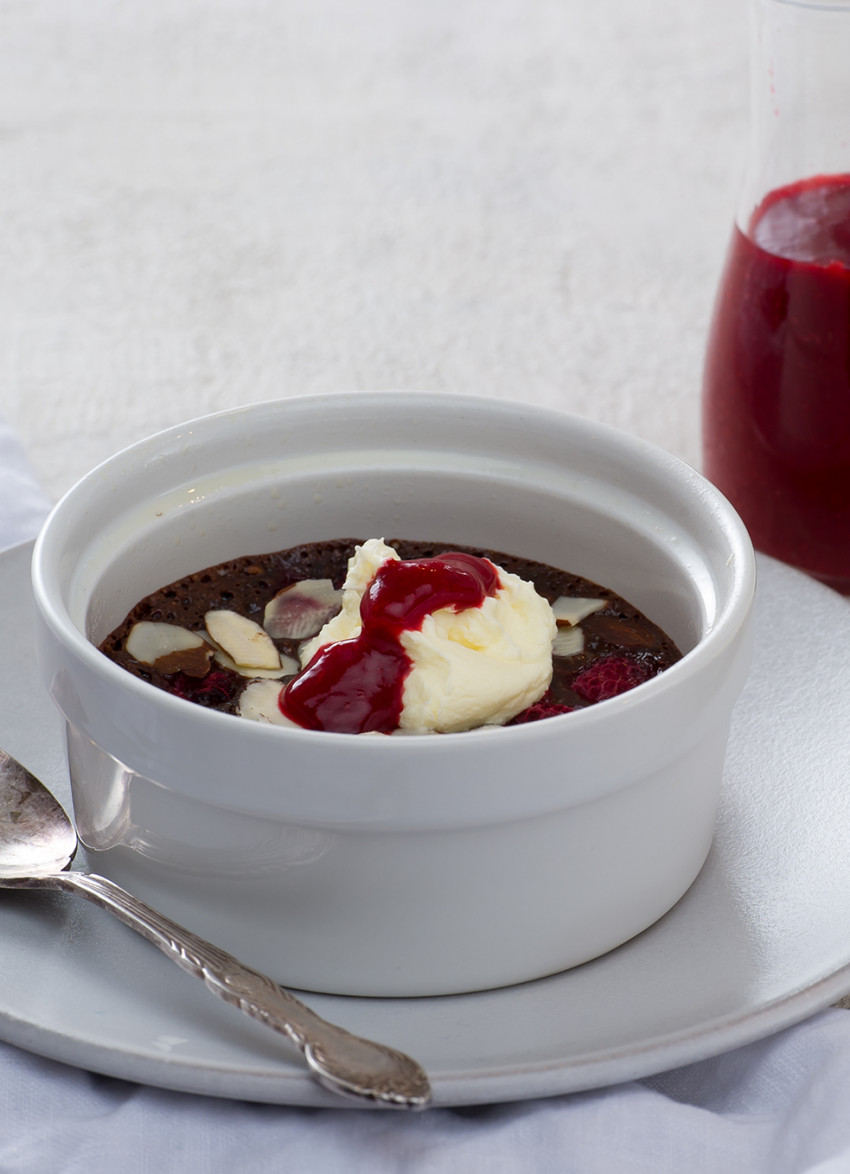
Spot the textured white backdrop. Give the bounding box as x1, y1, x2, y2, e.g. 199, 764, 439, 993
2, 0, 746, 502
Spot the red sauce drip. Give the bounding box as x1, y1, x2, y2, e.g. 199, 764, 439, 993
703, 173, 850, 591
280, 551, 500, 733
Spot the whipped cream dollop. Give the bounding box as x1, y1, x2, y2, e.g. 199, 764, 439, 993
293, 538, 556, 734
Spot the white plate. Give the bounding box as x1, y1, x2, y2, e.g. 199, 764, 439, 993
1, 540, 850, 1108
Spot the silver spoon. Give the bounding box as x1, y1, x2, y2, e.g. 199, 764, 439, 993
0, 748, 431, 1110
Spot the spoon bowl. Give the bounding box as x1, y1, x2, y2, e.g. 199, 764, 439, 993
0, 752, 77, 877
0, 749, 430, 1110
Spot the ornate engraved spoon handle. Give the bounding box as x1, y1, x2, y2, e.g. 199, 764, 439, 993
13, 871, 430, 1109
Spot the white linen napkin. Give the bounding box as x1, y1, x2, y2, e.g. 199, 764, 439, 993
2, 417, 850, 1173
0, 1010, 849, 1174
0, 417, 52, 553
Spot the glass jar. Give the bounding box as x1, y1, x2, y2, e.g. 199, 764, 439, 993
702, 0, 850, 593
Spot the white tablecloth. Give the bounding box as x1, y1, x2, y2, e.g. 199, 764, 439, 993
1, 1001, 850, 1174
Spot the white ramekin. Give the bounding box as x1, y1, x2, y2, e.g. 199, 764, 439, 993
31, 393, 755, 996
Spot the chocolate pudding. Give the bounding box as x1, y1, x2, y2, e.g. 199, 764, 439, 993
99, 538, 682, 731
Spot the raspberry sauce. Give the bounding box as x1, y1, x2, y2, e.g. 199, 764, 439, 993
279, 552, 500, 734
703, 173, 850, 592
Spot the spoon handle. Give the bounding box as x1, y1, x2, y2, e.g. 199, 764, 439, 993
25, 871, 430, 1109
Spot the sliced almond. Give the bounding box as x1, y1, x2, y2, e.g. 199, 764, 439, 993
213, 647, 299, 679
205, 610, 282, 671
551, 597, 606, 627
238, 678, 302, 726
552, 626, 585, 658
263, 579, 342, 640
155, 644, 214, 678
126, 622, 209, 666
583, 614, 658, 648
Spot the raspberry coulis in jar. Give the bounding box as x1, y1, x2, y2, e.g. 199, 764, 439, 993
703, 173, 850, 591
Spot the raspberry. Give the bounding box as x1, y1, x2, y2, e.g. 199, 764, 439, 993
170, 668, 239, 707
509, 692, 575, 724
572, 656, 651, 703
